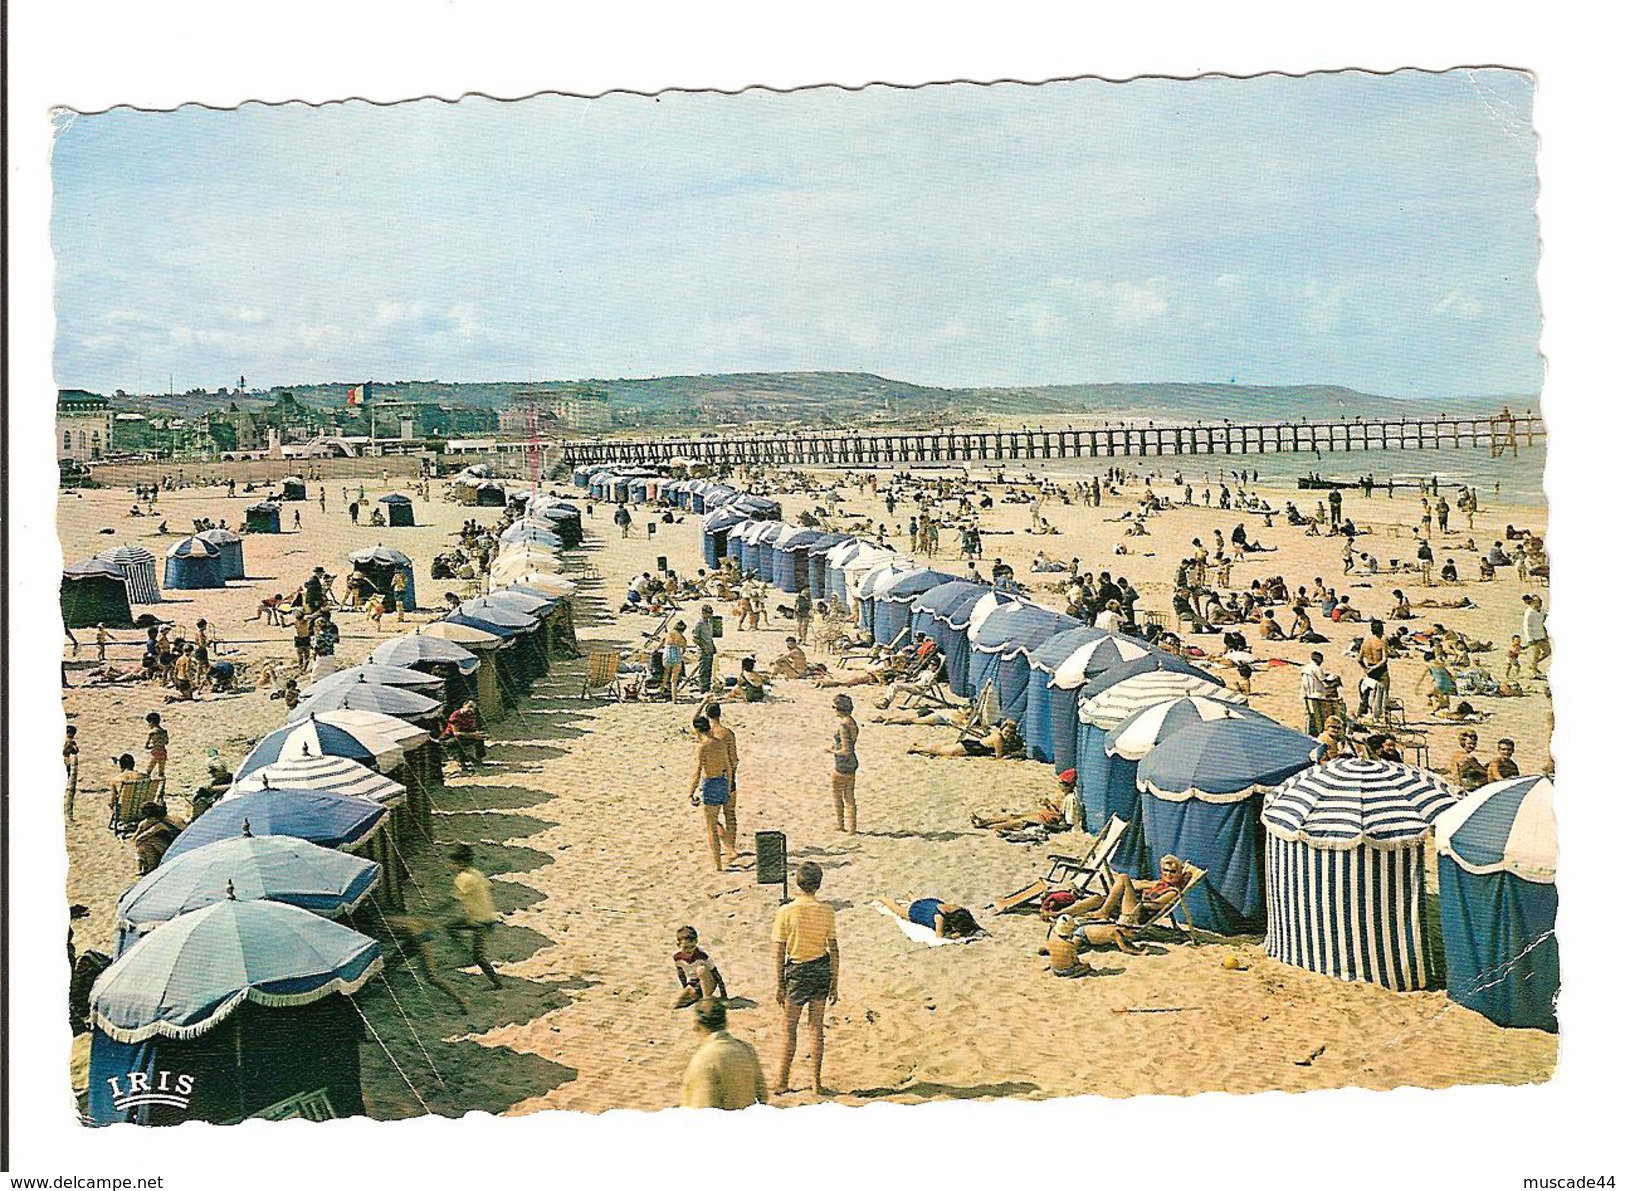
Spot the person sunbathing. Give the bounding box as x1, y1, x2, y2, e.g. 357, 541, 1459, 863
970, 797, 1065, 832
767, 637, 810, 680
908, 718, 1024, 759
874, 705, 969, 727
874, 655, 949, 708
878, 896, 983, 939
1071, 856, 1192, 941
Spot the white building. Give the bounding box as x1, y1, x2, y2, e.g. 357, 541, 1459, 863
57, 390, 113, 463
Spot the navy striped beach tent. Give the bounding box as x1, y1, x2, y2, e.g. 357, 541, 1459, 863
198, 528, 245, 581
772, 528, 824, 594
908, 579, 988, 652
805, 533, 856, 600
701, 505, 751, 569
987, 607, 1079, 725
98, 544, 161, 605
1021, 626, 1106, 763
1135, 716, 1319, 930
1043, 635, 1151, 775
1264, 759, 1460, 991
726, 519, 752, 567
1433, 775, 1558, 1032
163, 536, 225, 590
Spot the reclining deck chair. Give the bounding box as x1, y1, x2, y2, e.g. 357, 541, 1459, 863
1120, 861, 1209, 945
579, 649, 624, 700
108, 776, 165, 837
990, 815, 1129, 914
837, 625, 906, 669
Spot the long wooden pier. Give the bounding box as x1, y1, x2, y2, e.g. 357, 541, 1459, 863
562, 413, 1544, 468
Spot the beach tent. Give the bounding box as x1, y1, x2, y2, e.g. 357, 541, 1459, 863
197, 527, 245, 581
1059, 648, 1217, 777
701, 506, 752, 569
696, 484, 736, 514
242, 501, 282, 534
451, 597, 548, 679
741, 521, 788, 578
1021, 626, 1107, 763
1434, 775, 1558, 1031
97, 544, 161, 605
347, 545, 416, 612
853, 556, 915, 632
280, 475, 308, 501
967, 602, 1078, 716
822, 538, 868, 603
806, 533, 856, 600
534, 502, 583, 548
86, 901, 378, 1126
771, 528, 824, 593
1073, 668, 1242, 839
500, 521, 564, 549
115, 835, 380, 955
475, 480, 508, 507
571, 465, 594, 488
162, 536, 225, 591
419, 621, 507, 721
304, 664, 445, 700
872, 568, 957, 648
1136, 716, 1320, 930
939, 588, 1017, 698
61, 559, 135, 629
1264, 759, 1460, 991
726, 520, 753, 567
496, 583, 579, 655
368, 631, 481, 720
376, 493, 415, 527
491, 567, 577, 601
909, 580, 1001, 697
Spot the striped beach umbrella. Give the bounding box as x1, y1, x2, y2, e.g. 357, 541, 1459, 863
1264, 759, 1461, 990
166, 788, 390, 863
98, 544, 162, 604
234, 718, 406, 780
369, 632, 481, 675
1433, 775, 1558, 1031
304, 664, 445, 697
228, 754, 406, 804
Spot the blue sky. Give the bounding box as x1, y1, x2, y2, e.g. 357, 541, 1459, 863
52, 69, 1540, 398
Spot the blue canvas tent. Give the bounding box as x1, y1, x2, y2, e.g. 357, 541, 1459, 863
806, 532, 856, 600
1136, 716, 1320, 930
772, 528, 824, 593
197, 528, 245, 581
1042, 635, 1152, 775
97, 544, 162, 605
348, 545, 416, 611
1434, 775, 1558, 1031
62, 559, 135, 629
162, 536, 225, 590
242, 501, 281, 534
741, 521, 787, 578
377, 492, 415, 526
1068, 652, 1223, 785
1264, 759, 1460, 991
872, 568, 956, 647
986, 607, 1080, 724
701, 505, 751, 569
909, 580, 1000, 697
855, 559, 918, 635
86, 901, 378, 1126
1021, 626, 1106, 763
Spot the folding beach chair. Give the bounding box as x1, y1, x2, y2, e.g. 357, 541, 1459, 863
1122, 862, 1209, 946
580, 650, 624, 700
837, 625, 905, 669
956, 684, 999, 743
108, 776, 164, 837
990, 815, 1128, 915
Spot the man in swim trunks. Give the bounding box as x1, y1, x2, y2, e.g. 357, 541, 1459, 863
688, 714, 737, 871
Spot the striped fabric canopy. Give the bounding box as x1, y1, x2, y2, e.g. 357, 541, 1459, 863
228, 754, 407, 803
1104, 695, 1262, 761
293, 682, 442, 722
369, 632, 481, 675
234, 719, 406, 781
347, 544, 412, 567
1080, 670, 1240, 731
910, 579, 992, 626
1264, 758, 1460, 849
1434, 774, 1555, 882
1137, 716, 1320, 803
97, 544, 161, 604
1051, 635, 1151, 690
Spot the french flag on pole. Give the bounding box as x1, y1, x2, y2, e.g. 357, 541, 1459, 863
347, 382, 371, 407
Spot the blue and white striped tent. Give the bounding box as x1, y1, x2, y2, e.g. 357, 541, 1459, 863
1434, 775, 1558, 1032
771, 528, 824, 593
1071, 655, 1226, 808
1264, 759, 1460, 991
98, 544, 162, 604
854, 558, 918, 635
970, 604, 1079, 723
805, 533, 856, 600
725, 519, 753, 567
967, 600, 1038, 705
1136, 716, 1319, 930
740, 521, 787, 578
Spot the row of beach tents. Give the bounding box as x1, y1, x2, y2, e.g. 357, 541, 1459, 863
582, 473, 1558, 1035
83, 493, 587, 1125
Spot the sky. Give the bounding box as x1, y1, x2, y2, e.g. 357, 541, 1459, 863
51, 68, 1541, 399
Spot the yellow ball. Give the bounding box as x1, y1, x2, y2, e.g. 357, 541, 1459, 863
1221, 955, 1242, 970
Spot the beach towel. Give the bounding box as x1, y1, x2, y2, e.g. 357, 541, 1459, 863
870, 901, 976, 947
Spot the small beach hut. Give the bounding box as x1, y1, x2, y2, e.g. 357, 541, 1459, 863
701, 506, 751, 569
61, 559, 135, 629
347, 545, 416, 612
97, 544, 161, 605
1136, 716, 1320, 929
1433, 775, 1558, 1032
452, 597, 548, 680
419, 620, 506, 722
908, 580, 995, 695
534, 502, 582, 548
1264, 759, 1460, 991
988, 607, 1082, 725
376, 493, 415, 527
1042, 635, 1150, 774
939, 588, 1016, 698
499, 521, 564, 549
280, 475, 308, 501
821, 538, 865, 603
162, 536, 225, 591
872, 567, 957, 648
806, 532, 856, 600
86, 901, 378, 1126
771, 527, 824, 593
242, 501, 282, 534
475, 480, 507, 507
197, 527, 245, 581
854, 557, 916, 633
1021, 626, 1106, 763
741, 521, 787, 579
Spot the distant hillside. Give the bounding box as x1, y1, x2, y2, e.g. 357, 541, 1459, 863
106, 372, 1534, 430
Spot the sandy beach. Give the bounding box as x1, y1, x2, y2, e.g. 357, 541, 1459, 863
58, 458, 1556, 1116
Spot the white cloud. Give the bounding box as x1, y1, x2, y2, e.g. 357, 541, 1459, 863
1112, 282, 1169, 325
1432, 289, 1484, 319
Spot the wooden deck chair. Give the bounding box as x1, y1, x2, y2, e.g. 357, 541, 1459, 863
990, 815, 1128, 914
579, 650, 623, 700
108, 776, 164, 837
1123, 862, 1209, 945
956, 684, 999, 742
837, 625, 905, 669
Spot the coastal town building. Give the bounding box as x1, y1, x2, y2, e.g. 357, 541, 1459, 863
56, 389, 114, 463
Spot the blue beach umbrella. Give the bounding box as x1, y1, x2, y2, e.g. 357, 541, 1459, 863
89, 899, 381, 1045
293, 681, 443, 722
369, 632, 481, 676
1263, 759, 1460, 990
165, 788, 390, 864
234, 719, 405, 780
1434, 775, 1558, 1030
304, 664, 445, 697
1135, 716, 1320, 933
115, 836, 381, 952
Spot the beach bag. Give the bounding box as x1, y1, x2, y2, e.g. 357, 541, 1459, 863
711, 614, 724, 639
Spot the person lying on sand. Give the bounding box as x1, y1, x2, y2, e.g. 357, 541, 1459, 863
908, 718, 1024, 759
878, 896, 982, 939
812, 657, 902, 688
970, 798, 1065, 832
874, 706, 969, 727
